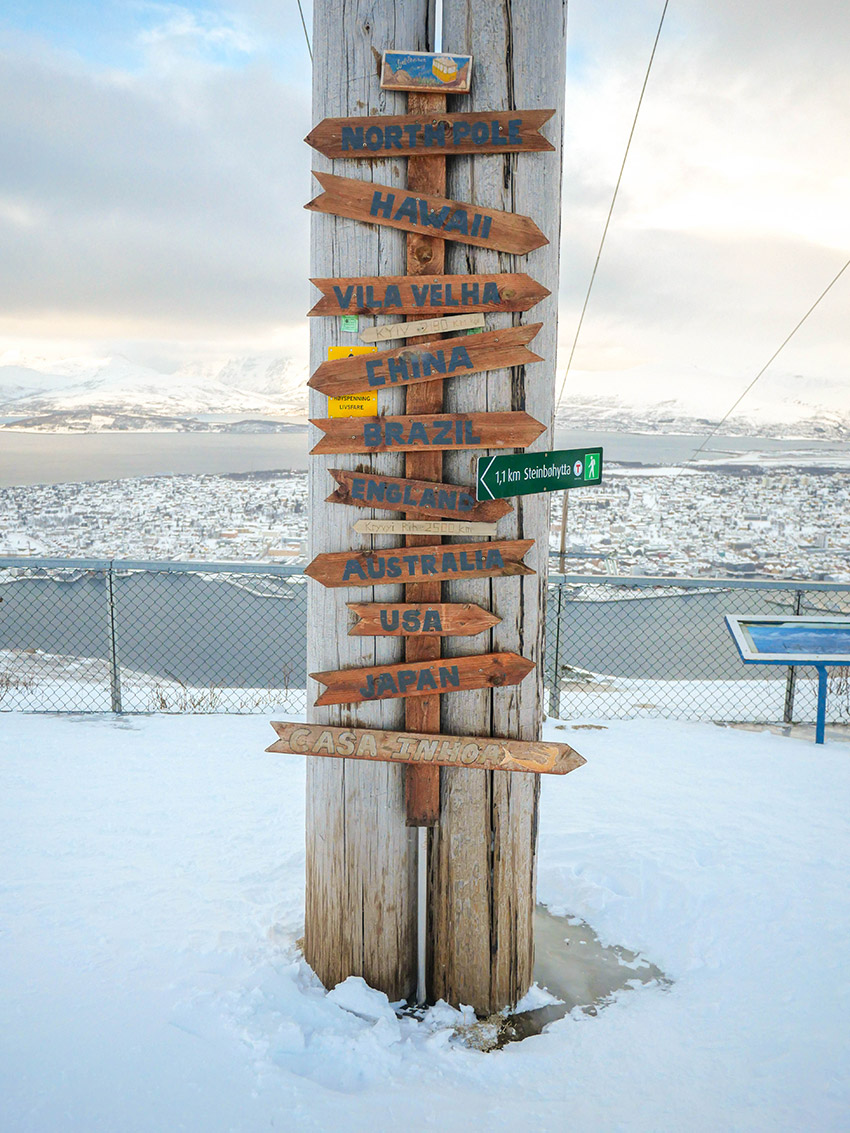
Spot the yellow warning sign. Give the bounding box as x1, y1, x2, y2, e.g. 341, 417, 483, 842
326, 346, 378, 417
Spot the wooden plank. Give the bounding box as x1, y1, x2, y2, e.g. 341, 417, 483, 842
304, 0, 425, 1007
429, 0, 567, 1015
380, 50, 473, 93
359, 312, 484, 343
306, 109, 555, 158
310, 412, 546, 455
308, 273, 551, 317
305, 173, 548, 255
310, 652, 535, 706
348, 601, 500, 637
353, 519, 498, 536
268, 722, 586, 776
305, 539, 535, 588
327, 468, 512, 521
308, 323, 542, 397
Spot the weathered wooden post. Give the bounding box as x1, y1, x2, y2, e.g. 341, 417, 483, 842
301, 0, 433, 1000
430, 0, 568, 1012
270, 0, 577, 1016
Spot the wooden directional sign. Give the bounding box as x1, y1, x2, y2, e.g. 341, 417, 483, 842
380, 51, 472, 94
305, 538, 534, 588
308, 273, 550, 317
478, 447, 603, 500
348, 602, 500, 637
305, 173, 548, 255
310, 412, 545, 455
267, 722, 586, 776
306, 110, 555, 159
311, 651, 534, 706
352, 519, 497, 537
359, 312, 484, 343
327, 469, 512, 522
309, 324, 542, 398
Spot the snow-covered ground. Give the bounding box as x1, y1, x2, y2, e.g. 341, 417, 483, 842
2, 713, 849, 1131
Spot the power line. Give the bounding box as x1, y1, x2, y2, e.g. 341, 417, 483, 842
678, 255, 850, 471
555, 0, 670, 413
296, 0, 312, 63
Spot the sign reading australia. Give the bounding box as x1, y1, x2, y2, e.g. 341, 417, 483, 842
477, 447, 603, 500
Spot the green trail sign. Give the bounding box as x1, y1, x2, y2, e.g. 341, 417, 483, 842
477, 447, 603, 500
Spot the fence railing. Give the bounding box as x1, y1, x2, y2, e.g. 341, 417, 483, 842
2, 556, 849, 724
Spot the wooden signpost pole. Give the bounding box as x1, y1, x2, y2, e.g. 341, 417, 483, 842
304, 0, 433, 1002
429, 0, 567, 1013
404, 87, 448, 827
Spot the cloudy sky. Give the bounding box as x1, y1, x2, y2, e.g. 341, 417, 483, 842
1, 0, 848, 412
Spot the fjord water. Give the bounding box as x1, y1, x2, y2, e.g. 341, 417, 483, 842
2, 427, 850, 486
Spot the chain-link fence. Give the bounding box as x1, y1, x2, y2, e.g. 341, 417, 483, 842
0, 558, 307, 714
2, 557, 849, 723
545, 572, 850, 725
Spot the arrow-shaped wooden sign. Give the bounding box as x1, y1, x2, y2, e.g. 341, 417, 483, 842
309, 324, 542, 399
359, 312, 485, 343
267, 721, 586, 776
306, 109, 556, 158
327, 469, 512, 522
305, 538, 534, 588
310, 651, 534, 706
305, 173, 548, 255
310, 412, 546, 455
352, 519, 498, 536
308, 273, 550, 317
348, 602, 500, 636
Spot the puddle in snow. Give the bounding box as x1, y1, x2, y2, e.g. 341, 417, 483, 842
456, 905, 670, 1050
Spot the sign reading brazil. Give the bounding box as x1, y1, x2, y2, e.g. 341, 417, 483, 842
326, 469, 512, 523
308, 324, 542, 398
305, 538, 534, 588
310, 652, 534, 706
308, 273, 550, 317
478, 447, 603, 500
310, 412, 545, 455
305, 173, 547, 255
267, 722, 586, 777
306, 109, 555, 158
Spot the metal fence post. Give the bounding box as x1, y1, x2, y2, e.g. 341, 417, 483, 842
547, 581, 563, 720
106, 562, 123, 713
783, 589, 803, 724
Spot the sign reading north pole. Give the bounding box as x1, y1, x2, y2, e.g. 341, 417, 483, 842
477, 447, 603, 500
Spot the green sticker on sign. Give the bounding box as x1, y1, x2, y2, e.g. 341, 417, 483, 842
477, 447, 603, 500
340, 314, 359, 332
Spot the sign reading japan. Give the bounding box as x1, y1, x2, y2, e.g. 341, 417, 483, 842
477, 447, 603, 500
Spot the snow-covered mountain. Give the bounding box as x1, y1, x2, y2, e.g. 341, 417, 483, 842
0, 354, 309, 426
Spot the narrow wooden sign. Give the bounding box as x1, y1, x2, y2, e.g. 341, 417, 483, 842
310, 651, 534, 706
353, 518, 498, 536
348, 601, 500, 637
305, 173, 548, 255
309, 324, 542, 399
359, 312, 485, 343
380, 51, 472, 94
327, 469, 512, 522
308, 273, 550, 317
305, 538, 534, 588
267, 722, 586, 776
306, 110, 555, 159
310, 412, 546, 455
